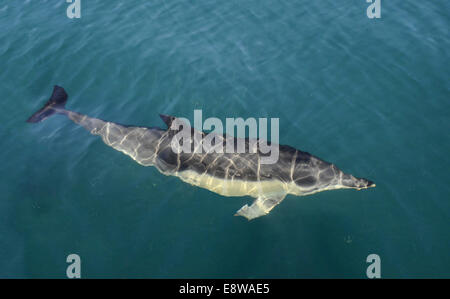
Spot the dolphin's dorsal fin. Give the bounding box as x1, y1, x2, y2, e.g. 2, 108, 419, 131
159, 114, 176, 129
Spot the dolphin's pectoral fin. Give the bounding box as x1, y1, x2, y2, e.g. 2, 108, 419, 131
234, 194, 286, 221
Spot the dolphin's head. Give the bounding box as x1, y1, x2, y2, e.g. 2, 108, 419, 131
343, 174, 376, 190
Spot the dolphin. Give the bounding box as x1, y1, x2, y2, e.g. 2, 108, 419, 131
27, 86, 375, 220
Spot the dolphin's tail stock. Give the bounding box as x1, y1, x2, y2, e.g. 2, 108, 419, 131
27, 85, 68, 123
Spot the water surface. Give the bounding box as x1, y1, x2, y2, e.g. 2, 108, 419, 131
0, 0, 449, 278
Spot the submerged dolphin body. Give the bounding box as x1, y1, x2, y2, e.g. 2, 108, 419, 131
27, 86, 375, 220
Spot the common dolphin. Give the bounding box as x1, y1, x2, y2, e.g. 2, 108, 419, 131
27, 86, 375, 220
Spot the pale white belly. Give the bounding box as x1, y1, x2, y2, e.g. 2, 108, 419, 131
175, 170, 285, 197
173, 169, 351, 199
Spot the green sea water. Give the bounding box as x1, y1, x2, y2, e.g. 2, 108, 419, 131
0, 1, 449, 278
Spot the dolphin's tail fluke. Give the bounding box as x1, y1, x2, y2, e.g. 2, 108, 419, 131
27, 85, 68, 123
